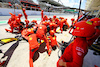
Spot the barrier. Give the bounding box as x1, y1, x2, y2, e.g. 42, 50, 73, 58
0, 8, 63, 16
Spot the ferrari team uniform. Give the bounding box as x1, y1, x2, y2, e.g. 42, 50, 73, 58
28, 25, 50, 67
57, 37, 89, 67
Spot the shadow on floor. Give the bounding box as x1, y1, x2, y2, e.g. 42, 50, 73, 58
33, 42, 47, 62
2, 41, 19, 67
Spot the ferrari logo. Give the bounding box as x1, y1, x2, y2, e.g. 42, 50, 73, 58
94, 21, 97, 23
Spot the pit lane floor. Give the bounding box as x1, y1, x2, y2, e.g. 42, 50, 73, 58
0, 14, 100, 67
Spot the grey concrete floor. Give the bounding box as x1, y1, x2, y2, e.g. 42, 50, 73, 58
0, 14, 100, 67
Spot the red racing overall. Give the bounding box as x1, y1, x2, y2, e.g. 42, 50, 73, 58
49, 22, 58, 32
47, 35, 59, 47
48, 35, 57, 47
57, 37, 88, 67
28, 34, 39, 67
28, 25, 50, 67
59, 19, 70, 33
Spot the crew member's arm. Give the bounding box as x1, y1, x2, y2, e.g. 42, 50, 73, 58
54, 36, 59, 48
65, 48, 84, 67
57, 42, 73, 67
43, 35, 51, 56
24, 12, 28, 19
59, 43, 86, 67
65, 21, 70, 28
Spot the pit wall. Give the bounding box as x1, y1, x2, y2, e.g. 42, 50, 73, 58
0, 8, 64, 16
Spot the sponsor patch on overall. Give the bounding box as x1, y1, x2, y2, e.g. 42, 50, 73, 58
86, 21, 92, 25
77, 52, 82, 56
77, 27, 79, 29
76, 46, 84, 56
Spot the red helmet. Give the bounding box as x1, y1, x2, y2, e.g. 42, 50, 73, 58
49, 17, 51, 20
44, 15, 47, 17
59, 17, 64, 19
72, 21, 96, 37
93, 21, 100, 26
55, 18, 59, 22
23, 8, 26, 12
44, 15, 48, 20
50, 30, 55, 35
25, 19, 29, 23
18, 13, 22, 17
61, 19, 66, 23
71, 18, 75, 21
42, 21, 47, 26
89, 18, 100, 22
11, 14, 16, 20
53, 15, 56, 18
31, 20, 37, 23
36, 25, 46, 39
16, 18, 20, 22
89, 18, 100, 26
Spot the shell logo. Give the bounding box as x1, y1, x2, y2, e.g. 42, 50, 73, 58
29, 37, 32, 40
77, 27, 79, 29
53, 37, 55, 40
